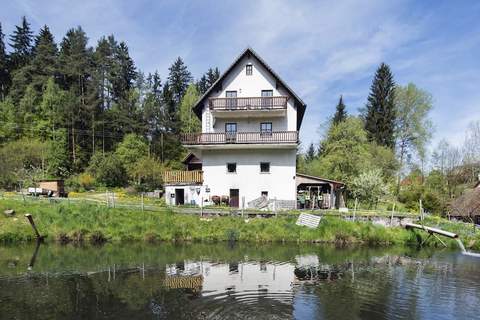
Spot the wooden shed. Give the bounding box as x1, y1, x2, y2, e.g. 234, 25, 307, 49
38, 179, 66, 197
449, 186, 480, 224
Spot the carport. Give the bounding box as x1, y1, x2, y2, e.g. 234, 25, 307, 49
296, 174, 345, 209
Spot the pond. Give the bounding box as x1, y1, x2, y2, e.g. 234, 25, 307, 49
0, 242, 479, 319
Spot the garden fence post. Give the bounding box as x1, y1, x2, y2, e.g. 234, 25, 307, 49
391, 203, 395, 226
201, 196, 204, 217
241, 196, 245, 218
353, 198, 358, 222
274, 197, 277, 217
141, 193, 144, 212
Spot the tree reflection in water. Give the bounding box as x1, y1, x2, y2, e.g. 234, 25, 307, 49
0, 243, 479, 319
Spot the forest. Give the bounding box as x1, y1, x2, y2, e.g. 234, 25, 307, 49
0, 16, 218, 191
0, 16, 479, 216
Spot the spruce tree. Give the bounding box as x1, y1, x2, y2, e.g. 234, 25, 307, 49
0, 23, 9, 100
111, 41, 136, 102
31, 25, 58, 92
332, 95, 347, 125
197, 67, 220, 94
167, 57, 192, 104
196, 74, 208, 94
206, 67, 220, 86
58, 27, 93, 169
8, 16, 34, 71
93, 36, 115, 110
364, 63, 396, 149
306, 143, 316, 162
143, 71, 162, 137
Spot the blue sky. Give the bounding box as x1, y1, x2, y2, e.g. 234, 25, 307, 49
1, 0, 480, 152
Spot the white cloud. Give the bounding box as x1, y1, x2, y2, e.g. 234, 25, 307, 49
2, 0, 479, 152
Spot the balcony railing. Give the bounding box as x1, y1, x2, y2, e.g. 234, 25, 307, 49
163, 170, 203, 185
181, 131, 298, 145
209, 96, 288, 111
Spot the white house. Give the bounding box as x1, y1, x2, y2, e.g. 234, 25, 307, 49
164, 48, 344, 209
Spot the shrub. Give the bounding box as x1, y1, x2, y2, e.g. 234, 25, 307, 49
78, 173, 95, 190
88, 152, 127, 187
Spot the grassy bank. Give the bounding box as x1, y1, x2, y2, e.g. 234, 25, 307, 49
0, 198, 477, 249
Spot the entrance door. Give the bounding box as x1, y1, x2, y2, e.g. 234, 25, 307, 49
175, 189, 185, 205
229, 189, 239, 208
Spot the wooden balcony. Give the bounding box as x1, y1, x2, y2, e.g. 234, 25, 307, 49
209, 96, 288, 111
163, 170, 203, 185
181, 131, 298, 146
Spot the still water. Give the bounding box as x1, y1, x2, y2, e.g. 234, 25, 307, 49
0, 242, 479, 320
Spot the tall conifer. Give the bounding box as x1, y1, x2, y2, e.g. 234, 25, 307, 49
364, 63, 396, 149
332, 95, 347, 125
9, 16, 34, 70
0, 23, 9, 100
168, 57, 192, 104
31, 25, 58, 92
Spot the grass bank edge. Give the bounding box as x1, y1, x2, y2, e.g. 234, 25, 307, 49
0, 199, 477, 250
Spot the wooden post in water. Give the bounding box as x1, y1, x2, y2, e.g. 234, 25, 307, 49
419, 199, 423, 221
24, 214, 44, 241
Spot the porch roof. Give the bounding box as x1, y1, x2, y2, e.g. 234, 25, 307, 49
296, 173, 345, 188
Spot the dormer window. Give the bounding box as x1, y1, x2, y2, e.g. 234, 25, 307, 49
246, 64, 253, 76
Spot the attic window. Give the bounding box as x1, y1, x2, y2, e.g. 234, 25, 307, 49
246, 64, 253, 76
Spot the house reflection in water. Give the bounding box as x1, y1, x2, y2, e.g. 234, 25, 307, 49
163, 254, 334, 302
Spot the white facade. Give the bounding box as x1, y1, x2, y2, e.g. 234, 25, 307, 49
201, 149, 297, 204
201, 54, 297, 134
169, 48, 306, 209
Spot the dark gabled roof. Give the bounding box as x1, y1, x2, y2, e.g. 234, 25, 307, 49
192, 47, 307, 130
181, 152, 201, 164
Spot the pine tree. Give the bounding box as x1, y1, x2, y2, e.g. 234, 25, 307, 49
332, 95, 347, 125
8, 16, 34, 71
364, 63, 396, 149
0, 23, 9, 100
168, 57, 192, 104
31, 25, 58, 92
